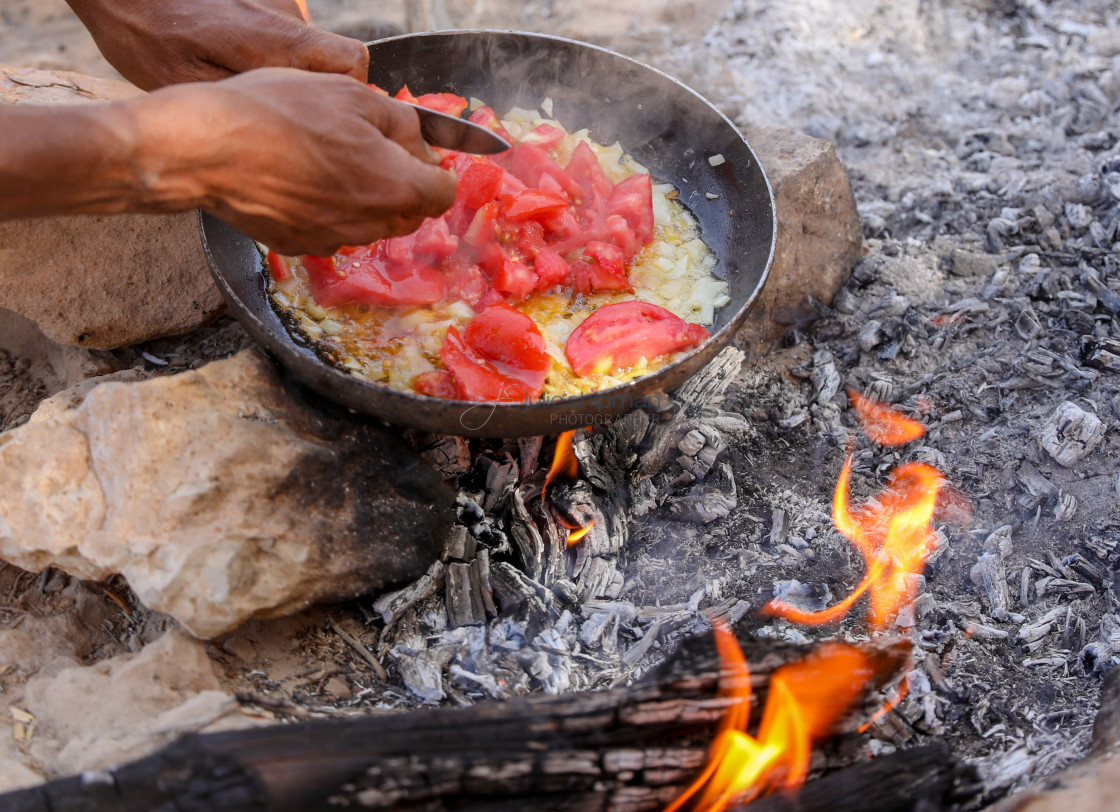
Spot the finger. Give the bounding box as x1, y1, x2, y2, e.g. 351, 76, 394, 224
405, 161, 459, 220
358, 94, 441, 165
286, 27, 370, 82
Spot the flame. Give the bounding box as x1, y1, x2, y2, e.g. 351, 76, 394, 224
665, 624, 874, 812
294, 0, 311, 22
847, 388, 925, 447
763, 454, 944, 631
543, 430, 594, 545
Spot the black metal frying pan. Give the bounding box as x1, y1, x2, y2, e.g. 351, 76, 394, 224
200, 30, 776, 437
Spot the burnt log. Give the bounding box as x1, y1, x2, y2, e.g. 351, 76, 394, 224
0, 632, 971, 812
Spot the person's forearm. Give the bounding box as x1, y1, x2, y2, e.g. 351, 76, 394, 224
0, 99, 205, 220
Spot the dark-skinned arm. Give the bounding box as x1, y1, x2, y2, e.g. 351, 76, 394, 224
0, 70, 458, 256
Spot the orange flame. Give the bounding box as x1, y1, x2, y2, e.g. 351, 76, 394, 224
665, 624, 874, 812
763, 454, 944, 631
847, 388, 926, 447
543, 430, 594, 545
294, 0, 311, 23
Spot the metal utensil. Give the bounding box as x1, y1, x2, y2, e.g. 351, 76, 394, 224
407, 103, 511, 155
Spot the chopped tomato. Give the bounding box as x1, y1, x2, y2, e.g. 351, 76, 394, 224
517, 221, 547, 258
503, 189, 570, 222
414, 370, 457, 399
469, 106, 513, 143
534, 248, 571, 290
411, 216, 459, 261
510, 144, 582, 199
565, 301, 710, 376
440, 306, 548, 402
490, 256, 537, 301
603, 214, 642, 260
416, 92, 469, 117
394, 85, 419, 104
303, 248, 446, 308
459, 163, 506, 209
463, 201, 501, 247
445, 256, 488, 308
266, 251, 290, 281
608, 173, 655, 243
461, 304, 549, 393
522, 123, 566, 151
572, 241, 631, 293
566, 141, 613, 200
366, 83, 389, 96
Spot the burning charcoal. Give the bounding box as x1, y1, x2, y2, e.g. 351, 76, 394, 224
507, 488, 545, 582
667, 463, 737, 524
578, 610, 621, 655
448, 663, 507, 700
1041, 400, 1106, 467
771, 580, 834, 613
446, 562, 486, 628
482, 454, 519, 511
489, 561, 555, 621
517, 435, 543, 476
575, 557, 622, 602
443, 525, 476, 562
373, 560, 446, 625
388, 617, 448, 704
1064, 553, 1109, 587
1018, 609, 1065, 646
621, 619, 661, 667
551, 578, 579, 607
474, 550, 496, 616
421, 434, 471, 477
983, 525, 1015, 559
699, 408, 752, 435
678, 429, 706, 457
1035, 577, 1095, 597
811, 349, 841, 403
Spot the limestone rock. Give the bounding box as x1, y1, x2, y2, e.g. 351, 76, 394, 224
1041, 401, 1107, 467
738, 126, 866, 347
22, 628, 256, 776
0, 67, 224, 349
0, 349, 455, 638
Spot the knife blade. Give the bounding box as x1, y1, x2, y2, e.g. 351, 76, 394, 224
407, 103, 512, 156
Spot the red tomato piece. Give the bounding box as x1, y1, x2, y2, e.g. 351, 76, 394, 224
491, 257, 537, 301
565, 301, 710, 377
572, 241, 631, 293
517, 221, 547, 258
266, 250, 290, 281
522, 123, 566, 151
445, 256, 489, 308
414, 370, 457, 399
462, 304, 550, 393
440, 327, 521, 402
464, 201, 501, 247
509, 144, 582, 199
468, 106, 513, 142
534, 248, 571, 290
415, 92, 469, 117
367, 83, 390, 96
503, 190, 570, 222
565, 141, 613, 201
303, 248, 446, 308
458, 163, 506, 209
412, 217, 459, 262
608, 173, 655, 243
603, 214, 642, 260
394, 85, 419, 104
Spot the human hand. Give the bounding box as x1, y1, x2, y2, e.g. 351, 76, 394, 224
65, 0, 368, 90
123, 69, 457, 256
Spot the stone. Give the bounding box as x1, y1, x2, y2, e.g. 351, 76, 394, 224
737, 126, 866, 348
1041, 401, 1107, 467
0, 349, 455, 638
22, 628, 257, 776
0, 67, 224, 349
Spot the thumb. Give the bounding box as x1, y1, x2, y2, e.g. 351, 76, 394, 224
286, 27, 370, 82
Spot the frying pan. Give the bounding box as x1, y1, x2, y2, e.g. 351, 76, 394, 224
200, 30, 776, 437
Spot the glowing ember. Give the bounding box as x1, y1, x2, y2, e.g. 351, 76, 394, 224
665, 623, 875, 812
764, 453, 945, 631
847, 388, 926, 447
542, 430, 594, 545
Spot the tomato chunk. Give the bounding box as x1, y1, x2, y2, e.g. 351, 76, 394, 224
571, 241, 631, 293
459, 162, 506, 209
266, 251, 290, 281
469, 106, 514, 143
394, 85, 419, 104
414, 370, 457, 399
565, 301, 710, 376
303, 248, 446, 308
608, 173, 655, 243
503, 189, 570, 222
416, 92, 469, 117
440, 305, 549, 401
534, 248, 571, 290
522, 123, 566, 151
566, 141, 613, 201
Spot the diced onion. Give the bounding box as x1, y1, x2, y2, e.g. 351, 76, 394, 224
708, 153, 726, 167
